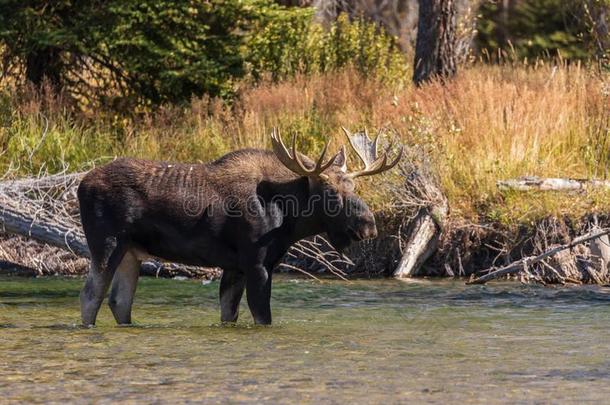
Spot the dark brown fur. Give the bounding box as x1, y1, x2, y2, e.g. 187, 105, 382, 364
78, 148, 377, 325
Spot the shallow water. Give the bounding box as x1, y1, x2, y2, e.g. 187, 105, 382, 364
1, 276, 610, 403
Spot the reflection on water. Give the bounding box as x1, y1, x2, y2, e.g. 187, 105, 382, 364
1, 276, 610, 403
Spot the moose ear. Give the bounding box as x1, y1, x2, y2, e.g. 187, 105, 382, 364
332, 145, 347, 173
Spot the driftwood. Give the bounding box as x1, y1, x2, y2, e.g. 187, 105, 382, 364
498, 176, 610, 191
392, 162, 449, 278
0, 171, 86, 254
590, 233, 610, 274
0, 195, 89, 257
0, 233, 89, 276
467, 228, 610, 285
280, 235, 353, 280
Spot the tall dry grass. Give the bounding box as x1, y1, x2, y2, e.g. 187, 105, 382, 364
0, 63, 608, 227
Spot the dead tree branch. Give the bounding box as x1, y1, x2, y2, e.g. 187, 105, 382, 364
498, 176, 610, 191
467, 228, 610, 285
392, 158, 449, 277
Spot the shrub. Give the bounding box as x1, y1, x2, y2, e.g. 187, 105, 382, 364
246, 12, 409, 86
0, 1, 408, 111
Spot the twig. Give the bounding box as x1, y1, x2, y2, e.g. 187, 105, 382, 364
467, 228, 610, 285
539, 258, 566, 284
277, 263, 321, 281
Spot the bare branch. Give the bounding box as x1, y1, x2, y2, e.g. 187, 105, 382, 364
467, 228, 610, 285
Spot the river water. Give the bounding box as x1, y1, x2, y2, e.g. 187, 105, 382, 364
1, 275, 610, 403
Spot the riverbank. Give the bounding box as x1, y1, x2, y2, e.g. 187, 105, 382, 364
0, 213, 606, 284
0, 64, 607, 280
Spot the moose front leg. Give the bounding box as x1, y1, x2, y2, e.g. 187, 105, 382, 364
219, 270, 246, 323
245, 265, 272, 325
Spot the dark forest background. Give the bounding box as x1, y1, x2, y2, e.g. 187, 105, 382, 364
1, 0, 607, 111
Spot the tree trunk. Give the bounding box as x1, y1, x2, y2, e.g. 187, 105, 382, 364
413, 0, 457, 85
393, 206, 446, 277
392, 166, 449, 278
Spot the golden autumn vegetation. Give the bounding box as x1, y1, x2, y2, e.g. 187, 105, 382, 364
1, 62, 607, 232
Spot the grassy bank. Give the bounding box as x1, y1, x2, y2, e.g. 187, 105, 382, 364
2, 63, 608, 223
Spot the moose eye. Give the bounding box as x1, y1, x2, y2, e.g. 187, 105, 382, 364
343, 179, 355, 192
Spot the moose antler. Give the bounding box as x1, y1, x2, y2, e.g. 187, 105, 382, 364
341, 127, 403, 178
271, 128, 344, 177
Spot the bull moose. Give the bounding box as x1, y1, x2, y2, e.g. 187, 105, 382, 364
77, 127, 402, 326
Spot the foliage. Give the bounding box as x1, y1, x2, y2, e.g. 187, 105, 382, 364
246, 12, 408, 85
477, 0, 607, 60
96, 1, 256, 105
0, 0, 266, 108
0, 1, 407, 110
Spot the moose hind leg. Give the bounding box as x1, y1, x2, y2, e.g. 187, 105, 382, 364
80, 240, 126, 326
245, 265, 272, 325
108, 251, 140, 325
219, 270, 246, 323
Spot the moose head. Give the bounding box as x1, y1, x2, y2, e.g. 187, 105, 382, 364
270, 127, 403, 251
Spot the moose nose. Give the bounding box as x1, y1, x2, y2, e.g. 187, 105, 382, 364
363, 223, 378, 240
357, 213, 377, 240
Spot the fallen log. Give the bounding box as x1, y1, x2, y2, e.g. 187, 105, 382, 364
497, 176, 610, 191
467, 228, 610, 285
0, 172, 88, 258
0, 195, 89, 257
393, 165, 449, 278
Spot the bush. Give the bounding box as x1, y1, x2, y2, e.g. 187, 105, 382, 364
0, 1, 408, 111
0, 0, 270, 109
246, 12, 408, 86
